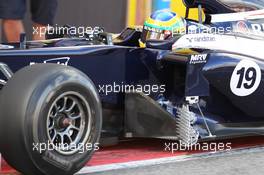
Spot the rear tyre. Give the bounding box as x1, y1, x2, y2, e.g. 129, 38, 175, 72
0, 64, 102, 175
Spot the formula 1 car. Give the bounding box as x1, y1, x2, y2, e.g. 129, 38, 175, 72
1, 0, 264, 174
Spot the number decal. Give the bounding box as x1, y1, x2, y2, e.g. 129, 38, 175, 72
230, 59, 261, 96
236, 67, 257, 89
236, 67, 245, 89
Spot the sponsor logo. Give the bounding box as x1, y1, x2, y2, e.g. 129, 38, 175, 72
251, 23, 264, 32
186, 36, 216, 43
30, 57, 70, 66
143, 25, 163, 33
236, 21, 250, 33
235, 21, 264, 33
190, 54, 207, 64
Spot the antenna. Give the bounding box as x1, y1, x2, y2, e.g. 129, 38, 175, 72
19, 33, 26, 49
185, 7, 190, 18
198, 4, 203, 23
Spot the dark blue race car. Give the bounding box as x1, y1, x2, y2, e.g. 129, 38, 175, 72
1, 0, 264, 174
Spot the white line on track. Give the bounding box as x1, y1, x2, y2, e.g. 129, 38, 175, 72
77, 145, 264, 174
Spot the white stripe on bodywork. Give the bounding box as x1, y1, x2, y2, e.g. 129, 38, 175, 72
172, 33, 264, 59
211, 9, 264, 23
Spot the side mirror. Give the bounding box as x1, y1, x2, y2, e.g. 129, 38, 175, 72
182, 0, 197, 8
98, 32, 113, 45
182, 0, 234, 14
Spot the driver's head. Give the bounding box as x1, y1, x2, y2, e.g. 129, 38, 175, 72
139, 10, 186, 47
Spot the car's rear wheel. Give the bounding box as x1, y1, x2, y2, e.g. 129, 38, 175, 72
0, 64, 102, 175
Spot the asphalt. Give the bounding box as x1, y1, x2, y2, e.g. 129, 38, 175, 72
86, 147, 264, 175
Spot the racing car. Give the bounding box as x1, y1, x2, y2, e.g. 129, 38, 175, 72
1, 0, 264, 174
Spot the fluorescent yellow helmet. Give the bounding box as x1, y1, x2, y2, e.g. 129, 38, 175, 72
139, 10, 186, 48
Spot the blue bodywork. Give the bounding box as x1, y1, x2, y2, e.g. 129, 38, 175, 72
1, 10, 264, 141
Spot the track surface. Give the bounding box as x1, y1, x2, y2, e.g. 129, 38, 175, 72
1, 136, 264, 174
89, 146, 264, 175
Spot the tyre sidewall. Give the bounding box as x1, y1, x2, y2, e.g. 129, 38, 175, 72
26, 69, 102, 175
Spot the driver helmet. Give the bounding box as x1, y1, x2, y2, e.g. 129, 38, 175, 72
139, 10, 186, 47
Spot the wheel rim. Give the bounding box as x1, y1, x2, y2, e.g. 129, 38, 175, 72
46, 91, 92, 155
